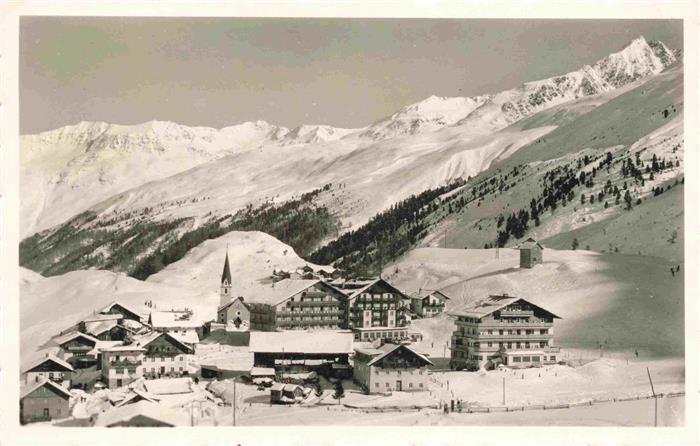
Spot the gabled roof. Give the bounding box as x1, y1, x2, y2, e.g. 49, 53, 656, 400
249, 331, 354, 354
412, 289, 450, 300
85, 319, 120, 336
100, 301, 146, 320
450, 295, 562, 319
115, 388, 160, 407
20, 378, 73, 400
95, 400, 186, 427
347, 278, 410, 301
247, 279, 343, 307
55, 331, 99, 347
134, 331, 194, 354
221, 251, 232, 285
217, 296, 249, 313
22, 355, 74, 374
365, 344, 433, 367
517, 237, 544, 250
83, 313, 123, 323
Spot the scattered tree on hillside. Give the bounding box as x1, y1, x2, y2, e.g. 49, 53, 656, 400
572, 238, 580, 250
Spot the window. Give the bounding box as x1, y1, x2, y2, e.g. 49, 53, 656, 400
516, 342, 521, 349
170, 367, 175, 372
550, 356, 556, 361
513, 357, 521, 362
523, 356, 531, 362
375, 369, 379, 375
375, 383, 379, 388
532, 356, 540, 362
487, 329, 493, 335
487, 342, 493, 347
179, 367, 183, 372
499, 330, 503, 335
43, 408, 49, 417
516, 330, 522, 335
419, 383, 423, 388
409, 383, 413, 388
385, 382, 390, 387
540, 329, 548, 335
507, 342, 512, 348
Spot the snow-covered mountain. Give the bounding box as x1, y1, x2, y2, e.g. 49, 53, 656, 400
279, 125, 360, 145
20, 119, 290, 236
362, 37, 677, 140
20, 36, 678, 254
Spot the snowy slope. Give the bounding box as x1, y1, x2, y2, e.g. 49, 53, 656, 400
362, 37, 676, 140
146, 230, 331, 297
19, 269, 208, 369
20, 37, 676, 241
386, 248, 684, 359
20, 120, 290, 237
279, 125, 360, 146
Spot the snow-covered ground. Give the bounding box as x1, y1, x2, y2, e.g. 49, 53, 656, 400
386, 248, 684, 359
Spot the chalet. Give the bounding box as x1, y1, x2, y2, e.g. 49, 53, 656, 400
20, 379, 72, 424
449, 294, 562, 370
22, 355, 73, 388
340, 278, 411, 342
216, 296, 250, 331
353, 344, 433, 393
136, 332, 194, 379
99, 301, 146, 323
148, 309, 204, 346
100, 345, 144, 389
411, 290, 450, 318
56, 332, 99, 369
518, 238, 544, 268
249, 331, 353, 368
269, 383, 308, 404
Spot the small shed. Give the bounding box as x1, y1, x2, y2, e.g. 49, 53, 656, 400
269, 383, 306, 404
517, 238, 544, 268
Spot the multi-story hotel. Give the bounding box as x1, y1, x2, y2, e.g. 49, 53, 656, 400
333, 278, 411, 342
218, 253, 348, 331
100, 345, 144, 389
450, 294, 561, 370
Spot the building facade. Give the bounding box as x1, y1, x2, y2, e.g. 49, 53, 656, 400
518, 238, 543, 268
138, 332, 193, 379
342, 279, 411, 342
450, 294, 561, 370
353, 344, 433, 393
100, 345, 144, 389
57, 332, 99, 369
20, 380, 72, 424
22, 356, 73, 388
411, 290, 449, 318
216, 297, 251, 330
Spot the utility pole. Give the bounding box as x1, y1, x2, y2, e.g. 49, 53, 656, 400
646, 367, 657, 427
232, 378, 237, 427
502, 377, 506, 406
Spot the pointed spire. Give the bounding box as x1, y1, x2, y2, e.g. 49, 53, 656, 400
221, 247, 232, 285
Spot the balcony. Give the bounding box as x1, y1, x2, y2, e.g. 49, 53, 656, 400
288, 301, 339, 308
455, 319, 552, 328
453, 333, 552, 341
110, 359, 142, 367
499, 309, 534, 317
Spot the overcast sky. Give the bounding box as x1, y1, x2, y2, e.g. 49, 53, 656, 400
20, 18, 682, 134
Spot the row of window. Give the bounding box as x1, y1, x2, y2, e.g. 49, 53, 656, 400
374, 369, 424, 376
375, 382, 423, 389
472, 341, 549, 349
143, 355, 184, 362
460, 328, 550, 336
359, 330, 406, 340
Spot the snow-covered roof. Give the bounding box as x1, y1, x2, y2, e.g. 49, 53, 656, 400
144, 377, 193, 395
99, 301, 146, 320
149, 310, 204, 328
115, 388, 160, 407
134, 331, 194, 353
83, 313, 123, 323
249, 331, 354, 354
517, 237, 544, 250
411, 289, 450, 300
95, 400, 186, 427
450, 295, 562, 319
55, 331, 99, 346
365, 344, 433, 367
100, 345, 145, 353
22, 354, 74, 374
248, 279, 323, 306
503, 350, 546, 356
346, 278, 410, 301
250, 367, 276, 376
217, 296, 248, 313
20, 378, 73, 400
84, 319, 119, 336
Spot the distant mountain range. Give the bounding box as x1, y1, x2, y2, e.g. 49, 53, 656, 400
20, 36, 682, 281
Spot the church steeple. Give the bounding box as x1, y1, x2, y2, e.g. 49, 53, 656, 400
220, 248, 232, 307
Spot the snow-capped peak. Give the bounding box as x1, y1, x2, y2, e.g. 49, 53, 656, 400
280, 124, 360, 145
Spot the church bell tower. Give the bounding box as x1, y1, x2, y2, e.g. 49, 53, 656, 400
220, 250, 232, 307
